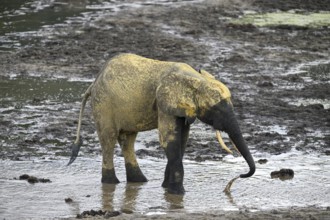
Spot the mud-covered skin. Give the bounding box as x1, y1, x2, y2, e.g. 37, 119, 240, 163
91, 54, 172, 184
118, 132, 148, 182
199, 100, 255, 178
102, 168, 119, 184
158, 111, 189, 194
74, 53, 254, 193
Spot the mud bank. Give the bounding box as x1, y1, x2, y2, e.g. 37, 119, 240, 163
74, 207, 330, 220
0, 0, 329, 219
0, 0, 329, 159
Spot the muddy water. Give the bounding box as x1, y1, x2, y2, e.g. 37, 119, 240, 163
0, 75, 329, 219
1, 151, 329, 219
1, 0, 330, 219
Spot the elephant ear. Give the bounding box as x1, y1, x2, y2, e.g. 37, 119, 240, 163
199, 69, 215, 79
156, 72, 201, 123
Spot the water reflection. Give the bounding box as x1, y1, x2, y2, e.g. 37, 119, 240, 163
122, 183, 144, 213
164, 193, 184, 210
102, 184, 117, 211
101, 182, 185, 213
102, 182, 145, 213
223, 176, 239, 206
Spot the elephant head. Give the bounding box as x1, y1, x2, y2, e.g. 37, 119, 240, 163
156, 67, 255, 179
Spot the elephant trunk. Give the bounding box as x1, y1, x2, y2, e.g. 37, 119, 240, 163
229, 132, 255, 178
226, 117, 255, 178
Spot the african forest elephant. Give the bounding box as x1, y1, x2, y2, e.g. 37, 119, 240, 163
68, 53, 255, 195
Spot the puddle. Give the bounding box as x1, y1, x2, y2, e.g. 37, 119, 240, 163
283, 60, 330, 77
0, 76, 90, 103
286, 98, 330, 109
0, 76, 91, 160
280, 60, 330, 109
0, 151, 329, 219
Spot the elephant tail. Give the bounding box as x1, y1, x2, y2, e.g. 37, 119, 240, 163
67, 83, 93, 165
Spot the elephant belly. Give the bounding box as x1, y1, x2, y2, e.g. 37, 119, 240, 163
91, 88, 158, 133
91, 54, 166, 132
115, 100, 158, 132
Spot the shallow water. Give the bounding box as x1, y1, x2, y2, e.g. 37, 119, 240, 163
0, 58, 329, 219
0, 151, 329, 219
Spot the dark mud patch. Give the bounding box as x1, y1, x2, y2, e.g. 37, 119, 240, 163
71, 207, 330, 220
257, 159, 268, 164
17, 174, 51, 184
76, 209, 120, 219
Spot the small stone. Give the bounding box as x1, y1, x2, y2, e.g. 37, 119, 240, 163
27, 176, 39, 184
19, 174, 30, 180
65, 198, 73, 203
258, 159, 268, 164
271, 169, 294, 180
38, 178, 51, 183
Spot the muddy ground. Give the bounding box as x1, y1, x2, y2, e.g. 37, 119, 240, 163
71, 207, 330, 220
0, 0, 329, 219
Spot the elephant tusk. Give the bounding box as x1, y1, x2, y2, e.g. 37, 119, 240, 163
229, 138, 241, 155
216, 130, 233, 154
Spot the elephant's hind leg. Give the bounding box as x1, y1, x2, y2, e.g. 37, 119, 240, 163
95, 119, 120, 184
118, 132, 148, 183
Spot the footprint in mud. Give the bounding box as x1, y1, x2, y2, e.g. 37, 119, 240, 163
271, 169, 294, 181
17, 174, 51, 184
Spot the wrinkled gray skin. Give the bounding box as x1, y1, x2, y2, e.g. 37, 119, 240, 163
68, 53, 255, 195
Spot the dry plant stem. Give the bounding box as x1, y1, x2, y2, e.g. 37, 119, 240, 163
223, 176, 240, 194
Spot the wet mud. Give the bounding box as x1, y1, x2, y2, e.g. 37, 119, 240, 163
17, 174, 51, 184
0, 0, 329, 219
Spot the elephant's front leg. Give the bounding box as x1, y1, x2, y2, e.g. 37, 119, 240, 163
158, 111, 189, 195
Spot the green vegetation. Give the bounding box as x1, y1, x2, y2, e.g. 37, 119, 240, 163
231, 12, 330, 28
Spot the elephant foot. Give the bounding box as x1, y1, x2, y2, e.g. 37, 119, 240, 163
102, 168, 120, 184
161, 179, 169, 188
125, 163, 148, 182
167, 183, 185, 195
